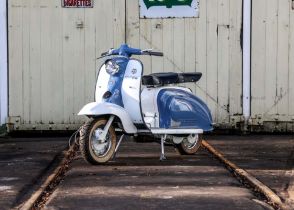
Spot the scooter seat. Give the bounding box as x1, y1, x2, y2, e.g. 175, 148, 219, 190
142, 72, 179, 86
142, 72, 202, 86
178, 72, 202, 83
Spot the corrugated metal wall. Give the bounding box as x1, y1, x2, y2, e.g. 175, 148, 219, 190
8, 0, 293, 131
8, 0, 243, 130
126, 0, 243, 127
8, 0, 125, 130
251, 0, 294, 131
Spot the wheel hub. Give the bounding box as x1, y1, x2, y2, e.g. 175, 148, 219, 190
184, 134, 199, 149
91, 128, 111, 157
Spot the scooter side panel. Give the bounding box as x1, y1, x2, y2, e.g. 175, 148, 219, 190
157, 88, 213, 131
141, 88, 159, 128
141, 86, 191, 129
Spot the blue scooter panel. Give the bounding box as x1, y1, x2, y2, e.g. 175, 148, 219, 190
100, 57, 129, 107
157, 89, 213, 131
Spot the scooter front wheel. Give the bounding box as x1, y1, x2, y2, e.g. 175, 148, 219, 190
79, 118, 117, 164
175, 134, 202, 155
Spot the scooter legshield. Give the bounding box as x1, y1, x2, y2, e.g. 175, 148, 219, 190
157, 89, 213, 132
78, 102, 137, 134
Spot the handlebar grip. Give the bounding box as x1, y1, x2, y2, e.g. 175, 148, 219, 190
149, 51, 164, 56
101, 51, 108, 56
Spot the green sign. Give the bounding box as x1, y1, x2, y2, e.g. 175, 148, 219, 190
140, 0, 199, 18
143, 0, 193, 9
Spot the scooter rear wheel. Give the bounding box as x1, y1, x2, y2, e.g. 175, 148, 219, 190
79, 118, 117, 164
175, 134, 202, 155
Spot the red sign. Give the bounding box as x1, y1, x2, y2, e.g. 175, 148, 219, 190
62, 0, 93, 8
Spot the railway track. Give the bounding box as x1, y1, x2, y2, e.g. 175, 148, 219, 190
15, 138, 289, 210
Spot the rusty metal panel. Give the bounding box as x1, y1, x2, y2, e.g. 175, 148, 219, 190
8, 0, 125, 130
126, 0, 243, 126
251, 0, 294, 132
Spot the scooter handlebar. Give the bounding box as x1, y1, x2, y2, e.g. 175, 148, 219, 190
101, 48, 116, 56
149, 51, 164, 56
141, 50, 164, 57
99, 45, 164, 58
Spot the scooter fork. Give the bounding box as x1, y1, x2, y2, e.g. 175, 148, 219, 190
99, 115, 115, 142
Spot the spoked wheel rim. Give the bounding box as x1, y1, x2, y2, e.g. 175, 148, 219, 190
90, 127, 112, 157
79, 118, 117, 164
87, 119, 116, 162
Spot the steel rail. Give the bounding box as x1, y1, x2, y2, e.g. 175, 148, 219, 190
16, 144, 79, 210
202, 140, 287, 210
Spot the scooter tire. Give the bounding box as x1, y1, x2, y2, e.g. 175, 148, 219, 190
79, 118, 117, 165
175, 135, 203, 155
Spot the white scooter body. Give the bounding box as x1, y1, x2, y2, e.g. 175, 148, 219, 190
78, 59, 204, 135
78, 44, 213, 162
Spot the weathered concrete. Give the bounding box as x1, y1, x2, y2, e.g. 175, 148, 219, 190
0, 137, 67, 209
45, 139, 272, 210
1, 135, 291, 210
206, 135, 294, 207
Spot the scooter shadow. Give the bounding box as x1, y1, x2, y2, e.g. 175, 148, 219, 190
106, 156, 214, 167
75, 148, 218, 167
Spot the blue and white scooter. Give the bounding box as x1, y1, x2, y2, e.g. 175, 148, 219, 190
78, 44, 213, 164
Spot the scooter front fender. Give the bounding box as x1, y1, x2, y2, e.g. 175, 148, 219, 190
78, 102, 137, 134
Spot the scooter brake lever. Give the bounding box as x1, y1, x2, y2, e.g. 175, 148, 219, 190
96, 55, 108, 60
97, 48, 115, 59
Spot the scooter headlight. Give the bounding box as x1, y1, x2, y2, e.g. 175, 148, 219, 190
105, 61, 120, 75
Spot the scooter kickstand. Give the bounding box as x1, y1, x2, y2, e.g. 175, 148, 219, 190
113, 134, 125, 160
160, 135, 167, 161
